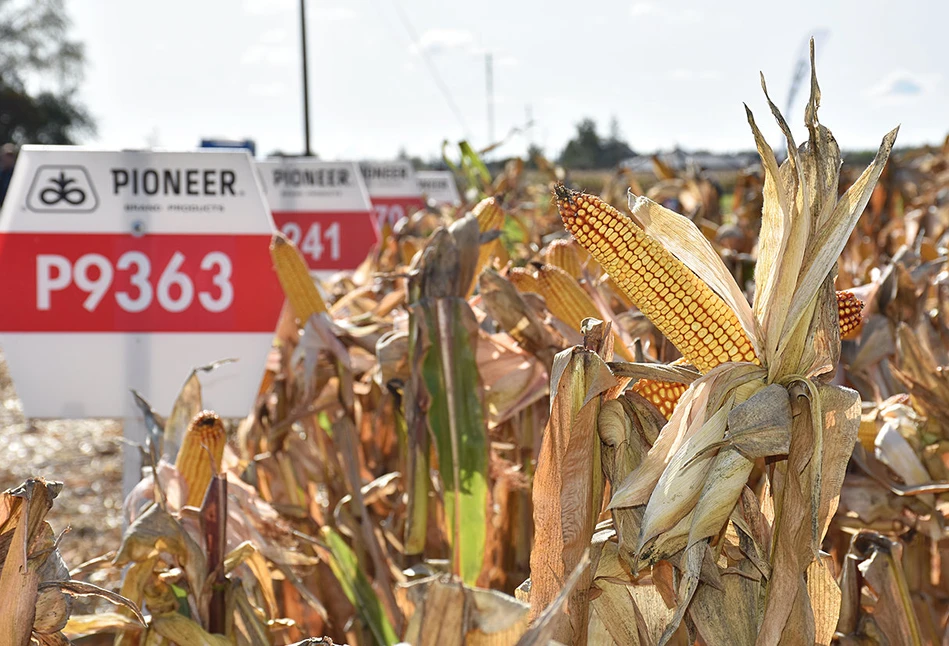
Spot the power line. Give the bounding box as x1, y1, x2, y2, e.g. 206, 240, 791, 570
387, 0, 471, 138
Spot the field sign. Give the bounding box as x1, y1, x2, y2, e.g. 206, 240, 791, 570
360, 160, 425, 228
257, 159, 376, 272
0, 146, 282, 419
417, 170, 461, 206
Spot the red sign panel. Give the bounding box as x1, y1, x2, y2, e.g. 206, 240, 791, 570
372, 196, 426, 229
270, 211, 378, 271
0, 232, 282, 332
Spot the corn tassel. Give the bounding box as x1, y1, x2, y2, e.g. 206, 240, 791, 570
543, 239, 584, 280
535, 264, 632, 360
175, 410, 226, 508
270, 232, 327, 324
633, 291, 867, 418
555, 185, 757, 373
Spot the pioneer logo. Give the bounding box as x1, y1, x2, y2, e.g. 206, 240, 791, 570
26, 166, 99, 213
110, 168, 238, 196
360, 164, 409, 181
273, 167, 351, 187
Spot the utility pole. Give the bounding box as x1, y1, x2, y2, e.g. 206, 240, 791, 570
300, 0, 312, 156
485, 53, 495, 146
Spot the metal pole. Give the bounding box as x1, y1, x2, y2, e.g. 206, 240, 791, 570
485, 53, 495, 146
300, 0, 312, 156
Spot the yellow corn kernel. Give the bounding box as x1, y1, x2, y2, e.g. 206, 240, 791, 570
508, 267, 541, 294
175, 410, 226, 508
554, 186, 758, 373
836, 290, 864, 340
270, 232, 327, 324
535, 264, 633, 361
543, 239, 584, 280
631, 379, 688, 419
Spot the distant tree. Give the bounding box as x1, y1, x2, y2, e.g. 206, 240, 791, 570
600, 116, 635, 168
0, 0, 95, 145
524, 143, 546, 169
559, 118, 600, 169
559, 117, 635, 169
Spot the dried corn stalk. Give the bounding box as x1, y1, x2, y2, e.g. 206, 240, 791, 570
544, 40, 897, 645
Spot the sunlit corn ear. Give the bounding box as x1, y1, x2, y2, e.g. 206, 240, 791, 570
508, 267, 541, 294
543, 238, 584, 280
270, 232, 327, 324
746, 40, 898, 381
471, 195, 508, 290
555, 187, 757, 372
533, 264, 633, 361
175, 410, 226, 508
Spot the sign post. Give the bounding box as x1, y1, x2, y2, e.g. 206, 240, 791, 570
417, 170, 462, 207
0, 147, 283, 494
360, 161, 425, 229
257, 159, 377, 273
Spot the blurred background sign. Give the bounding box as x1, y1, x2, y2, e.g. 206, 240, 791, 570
200, 138, 257, 157
257, 159, 377, 273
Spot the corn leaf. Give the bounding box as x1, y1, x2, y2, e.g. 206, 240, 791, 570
528, 345, 616, 644
322, 526, 399, 646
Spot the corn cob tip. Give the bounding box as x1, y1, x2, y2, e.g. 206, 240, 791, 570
186, 410, 225, 447
270, 231, 290, 250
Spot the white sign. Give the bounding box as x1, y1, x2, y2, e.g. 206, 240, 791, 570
257, 159, 377, 271
0, 147, 283, 420
359, 160, 425, 228
417, 171, 461, 206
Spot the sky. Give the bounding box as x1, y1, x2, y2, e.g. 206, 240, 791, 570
67, 0, 948, 161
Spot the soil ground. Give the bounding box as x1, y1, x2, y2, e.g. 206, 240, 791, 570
0, 350, 124, 585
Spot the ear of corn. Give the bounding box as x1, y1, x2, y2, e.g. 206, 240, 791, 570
175, 410, 226, 508
543, 239, 584, 280
632, 291, 867, 419
472, 196, 508, 291
270, 232, 327, 324
473, 195, 504, 233
836, 290, 864, 340
508, 267, 541, 294
535, 264, 601, 332
555, 186, 758, 373
631, 379, 688, 419
535, 265, 633, 361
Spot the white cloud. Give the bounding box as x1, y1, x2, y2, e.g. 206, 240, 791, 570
630, 2, 659, 17
496, 55, 520, 67
241, 44, 295, 66
242, 0, 293, 15
312, 6, 358, 21
630, 2, 702, 23
248, 82, 287, 97
867, 71, 940, 104
242, 0, 355, 20
410, 28, 476, 55
259, 28, 288, 44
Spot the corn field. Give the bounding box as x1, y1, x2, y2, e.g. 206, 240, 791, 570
5, 45, 949, 646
